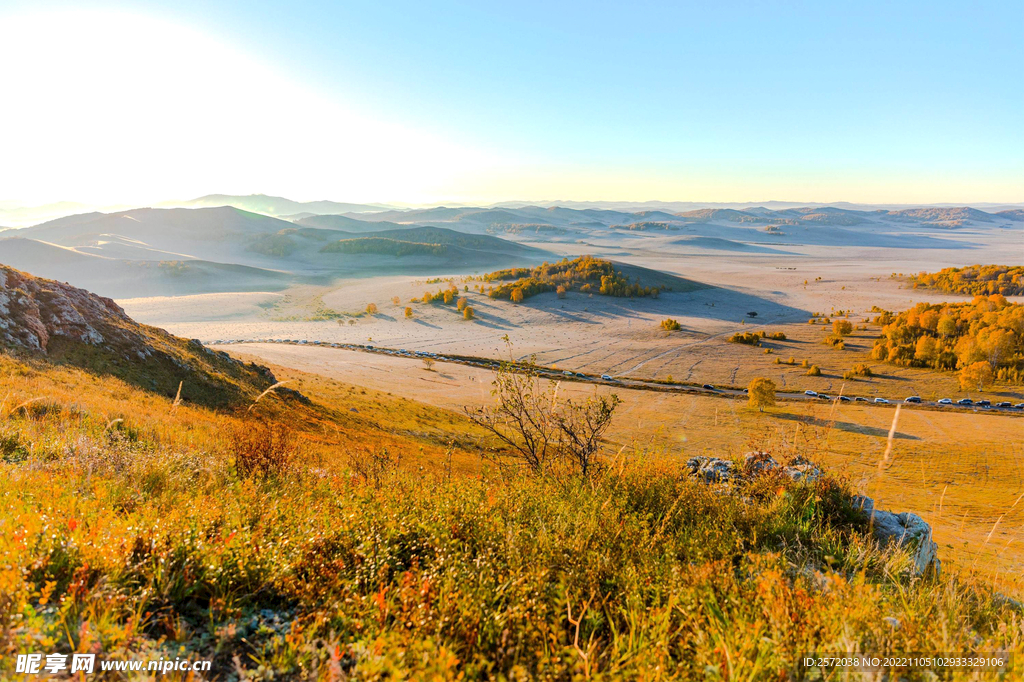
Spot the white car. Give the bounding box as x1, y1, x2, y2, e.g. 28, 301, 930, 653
601, 374, 613, 381
874, 398, 889, 404
563, 370, 573, 376
804, 390, 817, 397
937, 398, 952, 405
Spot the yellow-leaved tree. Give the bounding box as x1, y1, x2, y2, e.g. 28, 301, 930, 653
748, 377, 776, 412
959, 361, 993, 392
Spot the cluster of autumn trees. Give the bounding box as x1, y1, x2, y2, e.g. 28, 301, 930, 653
415, 282, 475, 319
482, 256, 663, 302
909, 265, 1024, 296
728, 330, 787, 346
871, 294, 1024, 387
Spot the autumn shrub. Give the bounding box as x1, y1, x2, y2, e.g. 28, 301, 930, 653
231, 419, 295, 479
729, 332, 762, 346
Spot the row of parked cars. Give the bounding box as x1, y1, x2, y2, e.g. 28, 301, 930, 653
802, 390, 1023, 410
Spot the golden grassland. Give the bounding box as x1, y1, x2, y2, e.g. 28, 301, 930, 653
2, 350, 1024, 679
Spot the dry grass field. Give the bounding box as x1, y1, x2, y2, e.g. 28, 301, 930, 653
226, 344, 1024, 595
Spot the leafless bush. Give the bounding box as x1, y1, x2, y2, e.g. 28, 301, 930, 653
466, 343, 619, 479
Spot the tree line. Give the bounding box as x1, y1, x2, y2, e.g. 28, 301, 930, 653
909, 265, 1024, 297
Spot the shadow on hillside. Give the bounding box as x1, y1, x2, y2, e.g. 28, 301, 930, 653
412, 319, 442, 330
771, 412, 921, 440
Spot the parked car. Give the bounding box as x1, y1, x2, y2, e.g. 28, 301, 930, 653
563, 370, 574, 376
854, 397, 869, 402
957, 398, 973, 406
937, 398, 952, 404
1014, 403, 1024, 409
838, 396, 851, 402
874, 398, 889, 404
804, 390, 818, 397
702, 384, 715, 390
976, 400, 991, 407
601, 374, 613, 381
995, 402, 1012, 408
817, 394, 831, 400
904, 396, 922, 403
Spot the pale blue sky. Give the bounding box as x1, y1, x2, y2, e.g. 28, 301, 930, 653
0, 0, 1021, 204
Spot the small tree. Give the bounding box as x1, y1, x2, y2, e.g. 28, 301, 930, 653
959, 361, 993, 392
404, 306, 413, 319
748, 377, 776, 412
466, 343, 619, 478
806, 365, 822, 376
391, 296, 401, 305
556, 285, 567, 299
457, 297, 468, 312
463, 306, 475, 320
833, 319, 853, 336
422, 358, 435, 371
511, 288, 525, 304
660, 318, 681, 331
366, 302, 378, 315
555, 394, 621, 477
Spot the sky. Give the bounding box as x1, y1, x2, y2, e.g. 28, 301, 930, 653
0, 0, 1021, 207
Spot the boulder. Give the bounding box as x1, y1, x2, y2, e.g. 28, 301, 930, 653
688, 453, 825, 484
853, 495, 940, 577
685, 456, 738, 483
743, 451, 778, 476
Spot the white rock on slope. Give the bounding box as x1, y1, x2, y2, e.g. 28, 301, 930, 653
853, 495, 940, 577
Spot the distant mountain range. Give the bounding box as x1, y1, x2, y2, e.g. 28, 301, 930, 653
160, 194, 394, 216
0, 198, 1019, 299
0, 206, 547, 298
2, 193, 1021, 228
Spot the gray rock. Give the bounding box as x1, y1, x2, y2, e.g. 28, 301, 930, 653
744, 451, 778, 475
782, 463, 823, 483
685, 456, 739, 483
853, 495, 940, 577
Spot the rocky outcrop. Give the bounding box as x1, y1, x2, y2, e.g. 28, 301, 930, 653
0, 265, 123, 353
0, 264, 289, 407
684, 452, 940, 578
853, 495, 940, 577
685, 452, 823, 484
686, 456, 739, 482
